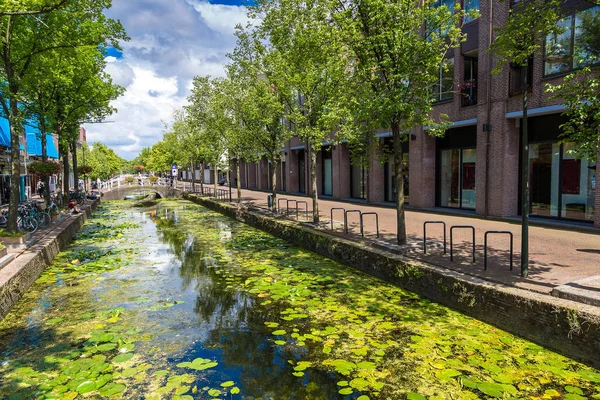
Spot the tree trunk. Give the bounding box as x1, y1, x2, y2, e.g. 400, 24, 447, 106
393, 120, 407, 245
71, 139, 79, 195
7, 96, 21, 233
271, 157, 278, 210
199, 162, 204, 194
62, 148, 70, 207
308, 142, 319, 223
213, 166, 218, 195
520, 64, 530, 278
236, 159, 242, 203
190, 161, 195, 192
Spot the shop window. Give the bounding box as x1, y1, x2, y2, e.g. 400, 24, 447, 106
350, 164, 366, 199
561, 159, 581, 195
460, 57, 478, 106
509, 57, 533, 96
544, 6, 600, 76
433, 58, 454, 102
463, 0, 479, 23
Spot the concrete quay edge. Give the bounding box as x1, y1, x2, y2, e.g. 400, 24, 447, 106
0, 199, 100, 320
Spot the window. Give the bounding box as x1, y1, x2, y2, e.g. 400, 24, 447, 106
430, 0, 456, 37
460, 57, 478, 106
435, 0, 455, 11
463, 0, 479, 23
433, 58, 454, 102
509, 56, 533, 96
544, 6, 600, 76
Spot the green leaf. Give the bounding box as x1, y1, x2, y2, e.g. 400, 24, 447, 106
112, 353, 134, 363
476, 382, 505, 398
221, 381, 235, 387
577, 369, 600, 383
230, 387, 241, 394
338, 388, 353, 395
76, 380, 96, 394
406, 394, 427, 400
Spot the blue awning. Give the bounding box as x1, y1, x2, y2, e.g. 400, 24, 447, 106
26, 132, 59, 159
0, 117, 10, 147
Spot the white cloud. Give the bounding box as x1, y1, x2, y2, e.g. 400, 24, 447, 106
83, 0, 249, 160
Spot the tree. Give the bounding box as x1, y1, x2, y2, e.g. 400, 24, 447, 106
77, 142, 124, 181
227, 27, 292, 205
251, 0, 354, 223
330, 0, 466, 244
490, 0, 564, 277
186, 76, 227, 194
546, 6, 600, 161
0, 0, 126, 231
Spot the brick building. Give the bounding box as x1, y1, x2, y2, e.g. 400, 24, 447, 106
208, 0, 600, 229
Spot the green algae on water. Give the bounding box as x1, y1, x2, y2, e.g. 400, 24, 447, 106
0, 200, 599, 400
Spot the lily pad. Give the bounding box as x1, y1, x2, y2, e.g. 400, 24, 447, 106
112, 353, 134, 363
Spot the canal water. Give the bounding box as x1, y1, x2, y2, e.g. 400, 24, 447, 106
1, 199, 599, 399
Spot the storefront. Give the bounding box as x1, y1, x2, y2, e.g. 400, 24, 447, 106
526, 114, 596, 222
436, 126, 477, 210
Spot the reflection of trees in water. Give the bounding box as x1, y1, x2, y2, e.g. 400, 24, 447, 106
151, 205, 344, 398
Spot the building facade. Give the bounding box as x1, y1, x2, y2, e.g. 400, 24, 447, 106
190, 0, 600, 229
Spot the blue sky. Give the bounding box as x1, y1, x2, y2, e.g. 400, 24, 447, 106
84, 0, 250, 160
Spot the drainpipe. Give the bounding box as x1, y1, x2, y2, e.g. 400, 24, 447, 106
484, 0, 494, 219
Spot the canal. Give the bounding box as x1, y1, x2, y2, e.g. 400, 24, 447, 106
1, 199, 599, 399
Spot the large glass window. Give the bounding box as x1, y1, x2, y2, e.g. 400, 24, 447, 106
529, 143, 560, 217
440, 149, 460, 208
350, 164, 366, 199
561, 143, 596, 221
463, 0, 479, 23
440, 148, 476, 209
322, 148, 333, 196
528, 142, 595, 221
544, 6, 600, 76
433, 58, 454, 102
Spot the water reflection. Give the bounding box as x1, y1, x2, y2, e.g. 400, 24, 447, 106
149, 207, 347, 399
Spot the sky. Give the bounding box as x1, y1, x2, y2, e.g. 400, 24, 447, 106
82, 0, 250, 160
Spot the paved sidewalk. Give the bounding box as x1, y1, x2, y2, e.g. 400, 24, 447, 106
199, 187, 600, 297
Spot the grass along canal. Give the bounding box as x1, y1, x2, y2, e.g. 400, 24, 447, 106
0, 199, 599, 400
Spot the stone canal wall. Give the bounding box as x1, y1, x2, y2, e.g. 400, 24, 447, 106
0, 200, 100, 320
182, 193, 600, 369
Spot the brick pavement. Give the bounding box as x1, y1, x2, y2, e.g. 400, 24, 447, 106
197, 186, 600, 296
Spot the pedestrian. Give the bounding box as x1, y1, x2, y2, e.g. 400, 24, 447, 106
37, 181, 45, 198
67, 200, 81, 214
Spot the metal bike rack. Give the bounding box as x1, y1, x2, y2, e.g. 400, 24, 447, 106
296, 201, 309, 220
450, 225, 476, 262
484, 231, 514, 271
330, 208, 345, 231
423, 221, 447, 254
344, 210, 362, 234
277, 198, 288, 213
286, 200, 298, 217
360, 212, 379, 238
